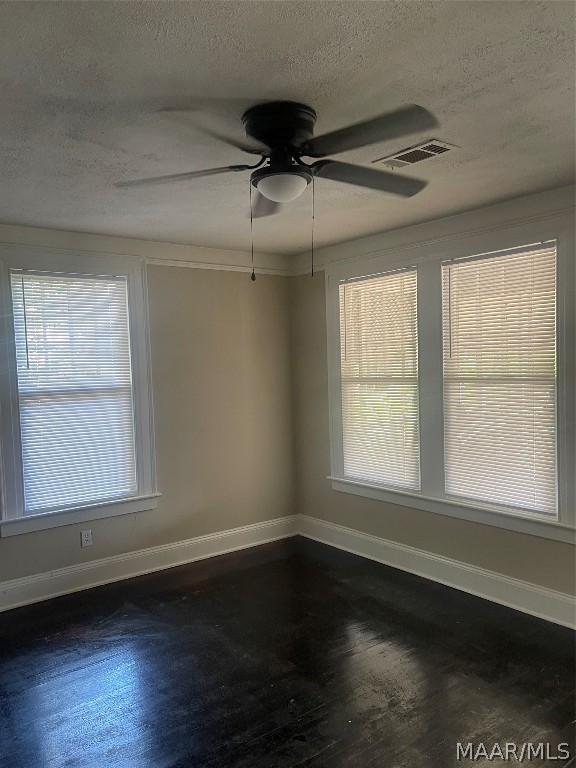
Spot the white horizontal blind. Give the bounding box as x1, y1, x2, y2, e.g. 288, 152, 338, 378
442, 244, 557, 514
339, 269, 420, 490
11, 271, 137, 514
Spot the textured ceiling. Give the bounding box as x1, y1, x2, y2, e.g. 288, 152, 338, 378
0, 1, 574, 256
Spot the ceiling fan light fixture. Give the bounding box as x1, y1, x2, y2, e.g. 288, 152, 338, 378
252, 167, 312, 202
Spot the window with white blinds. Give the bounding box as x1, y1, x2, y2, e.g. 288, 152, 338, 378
10, 271, 137, 514
328, 225, 574, 539
339, 269, 420, 490
442, 244, 557, 514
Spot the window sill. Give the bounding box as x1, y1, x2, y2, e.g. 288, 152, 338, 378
329, 476, 575, 544
0, 494, 161, 537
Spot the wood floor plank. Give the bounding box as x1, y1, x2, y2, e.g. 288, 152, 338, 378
0, 539, 573, 768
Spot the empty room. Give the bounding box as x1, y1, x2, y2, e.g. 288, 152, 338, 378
0, 2, 574, 767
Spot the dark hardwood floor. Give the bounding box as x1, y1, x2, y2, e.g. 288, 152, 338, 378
0, 538, 574, 768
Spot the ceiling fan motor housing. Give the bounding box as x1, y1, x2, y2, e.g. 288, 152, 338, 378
242, 101, 317, 150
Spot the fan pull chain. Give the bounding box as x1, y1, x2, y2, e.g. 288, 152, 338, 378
311, 174, 315, 277
249, 182, 256, 281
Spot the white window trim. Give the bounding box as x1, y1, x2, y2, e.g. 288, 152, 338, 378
326, 212, 575, 545
0, 243, 159, 536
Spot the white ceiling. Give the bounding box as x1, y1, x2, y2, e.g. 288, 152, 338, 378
0, 1, 574, 256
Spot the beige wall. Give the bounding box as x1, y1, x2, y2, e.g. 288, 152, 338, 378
0, 189, 574, 599
289, 273, 576, 596
0, 264, 294, 582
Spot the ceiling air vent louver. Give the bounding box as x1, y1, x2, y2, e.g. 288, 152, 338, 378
395, 148, 436, 164
374, 139, 457, 168
422, 143, 450, 154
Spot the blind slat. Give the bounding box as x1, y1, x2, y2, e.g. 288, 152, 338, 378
11, 272, 137, 514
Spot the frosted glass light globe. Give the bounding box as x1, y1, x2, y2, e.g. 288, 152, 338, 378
256, 173, 309, 202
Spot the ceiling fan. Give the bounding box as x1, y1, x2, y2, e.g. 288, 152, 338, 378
115, 101, 438, 217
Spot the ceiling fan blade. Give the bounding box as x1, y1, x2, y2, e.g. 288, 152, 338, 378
301, 104, 438, 158
252, 191, 282, 218
115, 164, 253, 189
312, 160, 427, 197
158, 108, 267, 155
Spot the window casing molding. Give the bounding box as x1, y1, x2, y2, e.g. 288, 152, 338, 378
325, 212, 575, 544
0, 244, 158, 536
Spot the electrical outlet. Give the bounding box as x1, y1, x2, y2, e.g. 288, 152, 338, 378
81, 529, 93, 548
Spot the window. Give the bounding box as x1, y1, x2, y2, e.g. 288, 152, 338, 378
442, 246, 557, 514
327, 223, 574, 543
0, 247, 157, 535
339, 269, 419, 490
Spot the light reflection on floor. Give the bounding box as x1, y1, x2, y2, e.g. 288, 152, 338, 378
28, 644, 155, 767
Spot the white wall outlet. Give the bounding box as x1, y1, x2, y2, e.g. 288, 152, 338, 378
80, 529, 93, 548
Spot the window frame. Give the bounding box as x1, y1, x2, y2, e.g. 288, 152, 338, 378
326, 213, 575, 544
0, 244, 159, 537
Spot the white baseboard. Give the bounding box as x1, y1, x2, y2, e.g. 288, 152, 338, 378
0, 516, 298, 613
298, 515, 576, 629
2, 513, 574, 629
